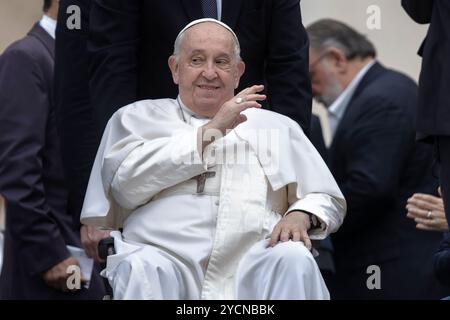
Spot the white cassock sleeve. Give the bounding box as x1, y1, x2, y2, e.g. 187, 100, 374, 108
110, 128, 207, 210
81, 99, 210, 228
285, 184, 345, 239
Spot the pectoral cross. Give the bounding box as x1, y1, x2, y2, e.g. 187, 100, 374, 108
194, 171, 216, 193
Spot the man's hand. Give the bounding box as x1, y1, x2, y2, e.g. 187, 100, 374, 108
406, 193, 449, 232
200, 85, 266, 151
269, 211, 312, 249
42, 256, 87, 292
80, 225, 111, 263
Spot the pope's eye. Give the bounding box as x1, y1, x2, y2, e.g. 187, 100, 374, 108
216, 59, 230, 68
191, 57, 204, 65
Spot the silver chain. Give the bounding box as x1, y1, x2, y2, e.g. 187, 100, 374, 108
176, 97, 187, 123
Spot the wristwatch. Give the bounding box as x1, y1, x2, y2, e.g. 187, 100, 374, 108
287, 210, 321, 230
298, 211, 321, 230
308, 213, 321, 230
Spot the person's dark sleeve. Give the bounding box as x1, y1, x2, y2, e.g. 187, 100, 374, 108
434, 232, 450, 287
55, 0, 100, 228
88, 0, 141, 132
265, 0, 312, 136
338, 98, 413, 234
309, 115, 328, 163
0, 49, 69, 275
401, 0, 434, 24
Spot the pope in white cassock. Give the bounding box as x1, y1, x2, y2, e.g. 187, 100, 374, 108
80, 18, 346, 300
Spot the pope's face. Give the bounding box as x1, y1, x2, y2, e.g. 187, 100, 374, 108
169, 22, 245, 117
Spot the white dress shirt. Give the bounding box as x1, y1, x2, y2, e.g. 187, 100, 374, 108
39, 14, 57, 39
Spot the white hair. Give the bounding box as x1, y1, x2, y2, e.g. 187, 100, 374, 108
172, 18, 241, 61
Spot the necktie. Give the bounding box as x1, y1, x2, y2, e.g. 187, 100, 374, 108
201, 0, 218, 19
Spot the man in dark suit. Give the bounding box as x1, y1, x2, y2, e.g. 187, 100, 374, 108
0, 0, 105, 299
54, 0, 111, 263
307, 19, 448, 299
402, 0, 450, 238
88, 0, 312, 135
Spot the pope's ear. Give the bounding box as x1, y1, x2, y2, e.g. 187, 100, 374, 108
168, 55, 179, 85
235, 60, 245, 89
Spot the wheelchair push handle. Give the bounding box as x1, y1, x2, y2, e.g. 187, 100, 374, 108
98, 236, 116, 260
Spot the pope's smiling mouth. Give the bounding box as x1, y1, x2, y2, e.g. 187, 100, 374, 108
198, 85, 220, 90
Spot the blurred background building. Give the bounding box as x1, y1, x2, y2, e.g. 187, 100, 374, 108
0, 0, 42, 53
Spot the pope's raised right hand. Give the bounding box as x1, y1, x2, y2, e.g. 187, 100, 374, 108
203, 84, 266, 132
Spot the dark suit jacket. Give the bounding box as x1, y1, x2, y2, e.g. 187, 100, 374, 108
402, 0, 450, 136
310, 115, 328, 163
0, 23, 104, 299
327, 62, 448, 299
88, 0, 312, 135
55, 0, 99, 228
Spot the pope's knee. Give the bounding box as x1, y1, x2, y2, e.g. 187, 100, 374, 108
112, 254, 140, 281
269, 241, 316, 272
114, 257, 132, 278
113, 246, 172, 278
137, 247, 174, 271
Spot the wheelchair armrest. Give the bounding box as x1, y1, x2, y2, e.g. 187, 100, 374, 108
98, 236, 116, 261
